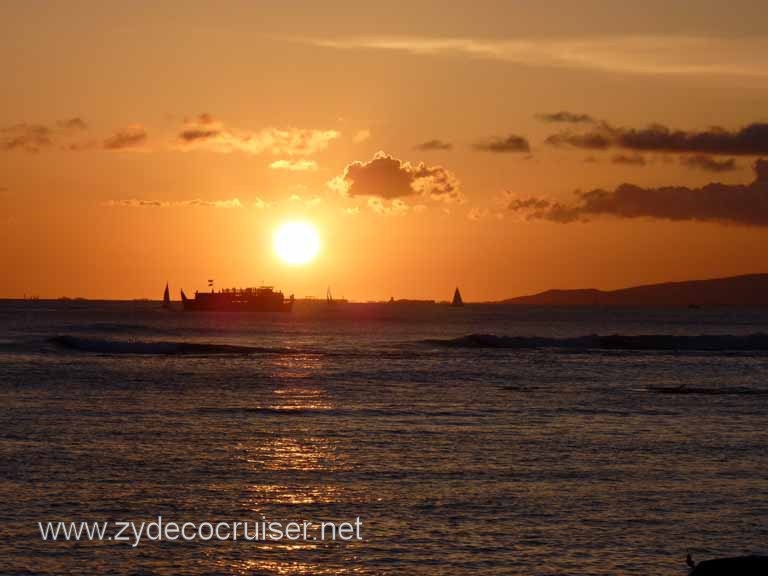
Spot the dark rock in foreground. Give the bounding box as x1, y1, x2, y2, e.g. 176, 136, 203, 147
690, 555, 768, 575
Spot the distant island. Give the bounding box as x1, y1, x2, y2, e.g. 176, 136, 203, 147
500, 273, 768, 308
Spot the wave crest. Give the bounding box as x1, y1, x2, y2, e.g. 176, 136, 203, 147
50, 335, 289, 355
422, 333, 768, 351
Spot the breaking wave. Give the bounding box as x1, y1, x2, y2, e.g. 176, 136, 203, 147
421, 333, 768, 351
50, 335, 291, 355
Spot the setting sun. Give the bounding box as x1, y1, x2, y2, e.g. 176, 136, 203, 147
273, 221, 321, 265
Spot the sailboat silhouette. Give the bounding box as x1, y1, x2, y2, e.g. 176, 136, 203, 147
451, 287, 464, 307
162, 283, 171, 309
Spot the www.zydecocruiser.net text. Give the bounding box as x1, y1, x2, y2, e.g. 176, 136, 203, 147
38, 516, 364, 547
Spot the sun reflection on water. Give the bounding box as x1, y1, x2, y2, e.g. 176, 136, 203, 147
271, 386, 333, 411
243, 436, 338, 472
247, 483, 342, 505
224, 559, 366, 575
267, 354, 326, 380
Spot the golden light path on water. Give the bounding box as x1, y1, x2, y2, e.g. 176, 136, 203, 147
220, 352, 360, 574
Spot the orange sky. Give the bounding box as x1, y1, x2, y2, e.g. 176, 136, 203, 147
2, 1, 768, 301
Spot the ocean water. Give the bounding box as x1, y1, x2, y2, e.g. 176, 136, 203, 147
1, 300, 768, 575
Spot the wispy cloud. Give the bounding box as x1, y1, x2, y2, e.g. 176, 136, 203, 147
680, 155, 739, 173
252, 197, 272, 209
611, 154, 646, 166
415, 139, 453, 151
0, 118, 150, 153
536, 111, 595, 124
286, 193, 323, 206
105, 197, 244, 208
58, 117, 88, 131
368, 197, 407, 215
269, 159, 318, 171
296, 35, 768, 78
467, 207, 489, 221
353, 129, 371, 143
104, 124, 148, 150
175, 113, 339, 157
0, 124, 54, 152
474, 134, 530, 153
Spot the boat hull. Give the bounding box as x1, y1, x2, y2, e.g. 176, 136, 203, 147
182, 300, 293, 313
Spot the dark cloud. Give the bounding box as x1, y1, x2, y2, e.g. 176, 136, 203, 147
508, 197, 553, 212
474, 134, 530, 153
64, 140, 99, 151
546, 130, 611, 149
329, 151, 461, 202
179, 113, 221, 141
680, 155, 738, 173
180, 128, 221, 142
415, 139, 453, 151
103, 125, 148, 150
0, 124, 54, 152
196, 113, 216, 125
611, 154, 646, 166
510, 159, 768, 227
1, 118, 90, 152
546, 121, 768, 156
58, 117, 88, 130
536, 111, 594, 124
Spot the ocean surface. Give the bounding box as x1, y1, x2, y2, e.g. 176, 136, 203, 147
1, 300, 768, 575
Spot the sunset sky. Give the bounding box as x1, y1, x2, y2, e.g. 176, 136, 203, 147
2, 0, 768, 300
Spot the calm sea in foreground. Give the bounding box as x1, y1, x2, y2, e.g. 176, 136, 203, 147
1, 300, 767, 575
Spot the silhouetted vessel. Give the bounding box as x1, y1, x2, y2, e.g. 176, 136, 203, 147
181, 286, 293, 312
451, 287, 464, 307
162, 283, 171, 309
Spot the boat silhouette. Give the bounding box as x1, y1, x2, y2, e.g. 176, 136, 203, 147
162, 283, 171, 309
180, 284, 293, 312
451, 287, 464, 307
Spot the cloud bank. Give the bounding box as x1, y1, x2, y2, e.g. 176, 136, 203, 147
510, 159, 768, 226
546, 121, 768, 156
